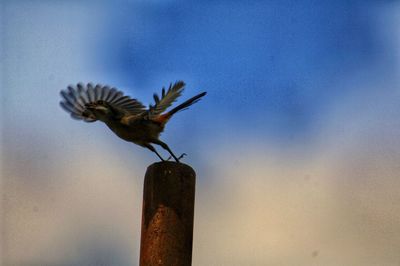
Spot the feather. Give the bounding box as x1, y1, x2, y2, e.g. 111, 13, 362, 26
59, 83, 146, 122
100, 86, 110, 101
105, 88, 118, 102
149, 81, 185, 117
113, 96, 132, 105
60, 101, 80, 116
65, 86, 85, 109
60, 90, 84, 113
94, 84, 103, 101
87, 83, 95, 102
109, 90, 124, 103
153, 93, 160, 104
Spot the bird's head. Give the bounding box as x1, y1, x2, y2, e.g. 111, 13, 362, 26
85, 100, 113, 122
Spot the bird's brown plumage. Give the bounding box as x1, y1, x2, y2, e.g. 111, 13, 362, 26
60, 81, 206, 162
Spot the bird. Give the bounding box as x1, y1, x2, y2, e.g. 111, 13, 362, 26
59, 81, 206, 162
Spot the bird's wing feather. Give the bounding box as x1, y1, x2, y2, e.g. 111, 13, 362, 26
60, 83, 145, 122
148, 81, 185, 117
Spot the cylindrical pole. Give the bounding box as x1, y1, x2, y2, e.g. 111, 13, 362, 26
139, 161, 196, 266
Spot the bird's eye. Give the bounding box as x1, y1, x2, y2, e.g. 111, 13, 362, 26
97, 100, 104, 105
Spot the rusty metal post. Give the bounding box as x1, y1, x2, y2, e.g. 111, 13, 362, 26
139, 161, 196, 266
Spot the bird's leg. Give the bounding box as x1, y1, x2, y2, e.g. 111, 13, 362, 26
151, 139, 180, 162
144, 144, 165, 161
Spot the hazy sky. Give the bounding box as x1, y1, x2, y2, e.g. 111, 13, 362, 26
2, 1, 400, 265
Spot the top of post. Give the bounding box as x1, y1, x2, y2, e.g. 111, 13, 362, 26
147, 161, 195, 176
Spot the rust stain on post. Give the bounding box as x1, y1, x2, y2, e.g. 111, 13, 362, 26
139, 161, 196, 266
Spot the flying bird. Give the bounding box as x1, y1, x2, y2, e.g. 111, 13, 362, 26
60, 81, 206, 162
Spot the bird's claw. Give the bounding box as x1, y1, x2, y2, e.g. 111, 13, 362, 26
178, 153, 187, 160
166, 153, 187, 162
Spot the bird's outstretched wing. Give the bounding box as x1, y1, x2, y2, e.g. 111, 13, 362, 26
60, 83, 145, 122
148, 81, 185, 118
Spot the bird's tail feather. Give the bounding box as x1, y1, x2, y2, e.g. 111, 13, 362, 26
167, 91, 207, 117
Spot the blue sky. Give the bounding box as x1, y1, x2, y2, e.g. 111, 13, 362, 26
92, 0, 394, 143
